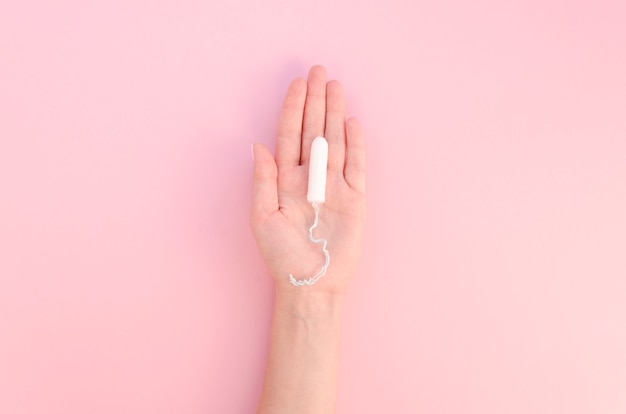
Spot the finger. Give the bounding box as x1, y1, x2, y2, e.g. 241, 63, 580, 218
275, 77, 307, 169
300, 65, 327, 165
324, 80, 346, 173
251, 143, 279, 222
344, 117, 366, 194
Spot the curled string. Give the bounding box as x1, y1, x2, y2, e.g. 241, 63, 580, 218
288, 201, 330, 286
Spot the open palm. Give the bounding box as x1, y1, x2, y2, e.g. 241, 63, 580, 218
250, 65, 366, 295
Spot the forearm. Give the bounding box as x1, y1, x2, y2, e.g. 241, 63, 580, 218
257, 288, 345, 414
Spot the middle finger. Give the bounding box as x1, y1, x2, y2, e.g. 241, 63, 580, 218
300, 65, 327, 165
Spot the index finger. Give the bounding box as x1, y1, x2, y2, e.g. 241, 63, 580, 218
275, 77, 307, 169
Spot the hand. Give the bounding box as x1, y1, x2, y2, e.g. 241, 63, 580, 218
250, 65, 366, 296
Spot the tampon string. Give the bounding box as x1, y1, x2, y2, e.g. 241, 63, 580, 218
288, 201, 330, 286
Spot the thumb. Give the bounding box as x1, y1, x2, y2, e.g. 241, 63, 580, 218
251, 143, 279, 222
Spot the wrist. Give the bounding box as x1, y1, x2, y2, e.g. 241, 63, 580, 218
274, 286, 345, 321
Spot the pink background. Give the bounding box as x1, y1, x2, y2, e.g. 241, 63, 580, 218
1, 1, 625, 413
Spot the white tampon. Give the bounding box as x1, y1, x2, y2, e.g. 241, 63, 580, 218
289, 136, 330, 286
307, 136, 328, 203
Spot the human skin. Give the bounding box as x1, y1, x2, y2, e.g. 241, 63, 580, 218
250, 65, 366, 413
